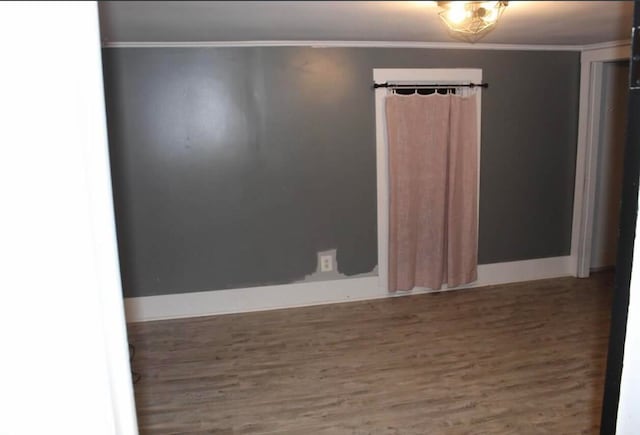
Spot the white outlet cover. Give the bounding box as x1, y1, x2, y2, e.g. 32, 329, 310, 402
320, 254, 333, 272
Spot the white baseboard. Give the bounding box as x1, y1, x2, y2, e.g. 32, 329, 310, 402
475, 255, 573, 287
125, 255, 573, 322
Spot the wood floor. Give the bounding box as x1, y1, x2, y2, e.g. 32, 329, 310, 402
128, 273, 613, 434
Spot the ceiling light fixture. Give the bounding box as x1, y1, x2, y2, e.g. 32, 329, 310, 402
437, 1, 508, 43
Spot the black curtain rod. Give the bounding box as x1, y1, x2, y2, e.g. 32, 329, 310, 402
373, 82, 489, 89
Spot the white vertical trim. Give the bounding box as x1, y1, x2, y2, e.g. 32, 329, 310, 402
570, 43, 631, 277
578, 62, 604, 276
570, 58, 592, 276
373, 68, 482, 291
0, 2, 138, 434
84, 5, 140, 434
616, 177, 640, 434
374, 77, 390, 291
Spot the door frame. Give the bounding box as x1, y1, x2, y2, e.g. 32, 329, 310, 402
571, 43, 631, 277
373, 68, 483, 291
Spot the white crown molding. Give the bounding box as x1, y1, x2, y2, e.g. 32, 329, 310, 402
102, 39, 633, 52
102, 39, 584, 51
580, 40, 631, 64
582, 39, 633, 52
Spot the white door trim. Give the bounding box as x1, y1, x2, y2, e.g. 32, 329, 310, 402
570, 44, 631, 277
78, 3, 141, 433
373, 68, 482, 291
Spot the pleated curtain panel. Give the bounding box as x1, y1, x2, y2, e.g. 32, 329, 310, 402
385, 93, 478, 292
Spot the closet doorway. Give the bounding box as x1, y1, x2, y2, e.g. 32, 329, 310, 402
571, 43, 631, 278
590, 60, 630, 273
373, 68, 482, 292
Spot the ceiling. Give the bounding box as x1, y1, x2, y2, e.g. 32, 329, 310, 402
99, 1, 634, 46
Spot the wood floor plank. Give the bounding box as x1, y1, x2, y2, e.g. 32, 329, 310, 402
128, 273, 613, 434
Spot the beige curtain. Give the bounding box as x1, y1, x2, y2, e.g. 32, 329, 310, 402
385, 93, 478, 292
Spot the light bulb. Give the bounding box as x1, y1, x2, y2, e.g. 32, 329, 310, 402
446, 3, 468, 24
437, 1, 508, 42
481, 2, 500, 23
482, 8, 498, 23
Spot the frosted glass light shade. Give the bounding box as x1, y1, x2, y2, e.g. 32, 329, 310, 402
437, 1, 508, 42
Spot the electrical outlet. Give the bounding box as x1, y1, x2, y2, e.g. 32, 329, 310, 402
320, 254, 333, 272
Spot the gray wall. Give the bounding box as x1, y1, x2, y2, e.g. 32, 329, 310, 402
102, 47, 580, 298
